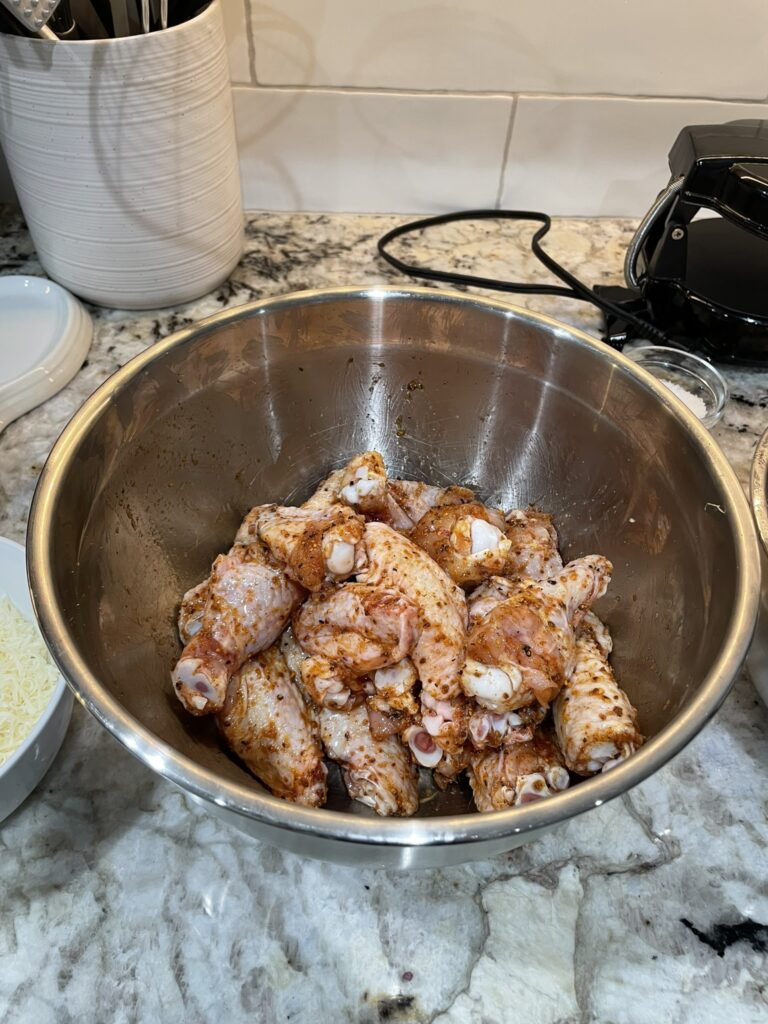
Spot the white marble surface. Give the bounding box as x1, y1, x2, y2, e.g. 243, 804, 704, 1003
1, 207, 768, 1024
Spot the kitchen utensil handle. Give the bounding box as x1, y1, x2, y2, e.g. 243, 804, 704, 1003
0, 0, 62, 35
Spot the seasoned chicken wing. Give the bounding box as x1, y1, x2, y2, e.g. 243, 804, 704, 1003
468, 702, 547, 750
178, 579, 209, 645
357, 522, 468, 699
299, 655, 368, 711
302, 469, 346, 511
257, 504, 366, 591
318, 703, 419, 816
303, 453, 475, 531
302, 452, 407, 526
433, 746, 473, 789
468, 728, 570, 811
503, 508, 564, 580
387, 479, 475, 528
366, 698, 414, 740
553, 612, 643, 775
172, 543, 304, 715
410, 502, 512, 587
467, 575, 518, 627
402, 692, 471, 767
172, 450, 642, 817
419, 691, 470, 755
218, 646, 327, 806
293, 583, 419, 675
280, 626, 367, 712
370, 657, 419, 715
462, 556, 612, 712
302, 452, 389, 514
337, 451, 390, 514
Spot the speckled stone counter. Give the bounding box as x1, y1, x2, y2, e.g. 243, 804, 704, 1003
1, 207, 767, 1024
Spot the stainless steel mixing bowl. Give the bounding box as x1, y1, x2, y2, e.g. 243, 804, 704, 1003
27, 287, 760, 867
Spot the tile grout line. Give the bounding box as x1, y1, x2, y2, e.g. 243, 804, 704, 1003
227, 82, 768, 106
494, 96, 517, 208
243, 0, 258, 86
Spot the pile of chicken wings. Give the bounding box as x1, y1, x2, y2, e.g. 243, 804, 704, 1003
172, 452, 643, 816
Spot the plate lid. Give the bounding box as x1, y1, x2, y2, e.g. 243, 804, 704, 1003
0, 275, 92, 433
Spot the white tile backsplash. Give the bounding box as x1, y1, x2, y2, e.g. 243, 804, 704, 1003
222, 0, 252, 84
248, 0, 768, 100
233, 86, 512, 212
4, 1, 768, 219
500, 96, 768, 217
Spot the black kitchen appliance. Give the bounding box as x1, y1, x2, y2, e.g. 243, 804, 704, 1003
378, 120, 768, 365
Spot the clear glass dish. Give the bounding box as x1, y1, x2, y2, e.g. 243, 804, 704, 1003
625, 344, 729, 429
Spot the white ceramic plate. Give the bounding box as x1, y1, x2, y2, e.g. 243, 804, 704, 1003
0, 275, 92, 434
0, 536, 73, 822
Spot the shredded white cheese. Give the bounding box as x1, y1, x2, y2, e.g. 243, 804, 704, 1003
0, 595, 58, 765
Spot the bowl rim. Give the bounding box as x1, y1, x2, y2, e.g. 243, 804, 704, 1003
0, 536, 71, 779
26, 285, 761, 848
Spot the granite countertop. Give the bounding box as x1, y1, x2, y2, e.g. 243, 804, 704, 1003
1, 207, 768, 1024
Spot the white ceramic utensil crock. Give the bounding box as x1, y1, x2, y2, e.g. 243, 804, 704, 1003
0, 1, 243, 309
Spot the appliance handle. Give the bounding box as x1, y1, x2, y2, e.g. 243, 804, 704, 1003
624, 176, 686, 289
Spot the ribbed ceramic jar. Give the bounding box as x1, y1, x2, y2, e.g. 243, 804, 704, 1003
0, 1, 243, 309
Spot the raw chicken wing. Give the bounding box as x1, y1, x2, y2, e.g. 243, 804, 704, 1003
410, 502, 512, 587
370, 657, 419, 715
257, 504, 366, 591
503, 508, 564, 580
387, 479, 474, 528
318, 705, 420, 816
178, 579, 208, 644
299, 655, 368, 711
462, 556, 612, 712
468, 728, 570, 811
172, 544, 304, 715
302, 469, 346, 511
357, 522, 468, 699
280, 626, 367, 712
218, 646, 327, 806
553, 612, 643, 775
468, 702, 547, 750
467, 575, 518, 627
402, 690, 471, 768
432, 746, 473, 789
293, 583, 419, 674
302, 452, 408, 526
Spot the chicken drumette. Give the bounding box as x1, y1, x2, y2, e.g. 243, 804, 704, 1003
172, 541, 304, 716
410, 502, 512, 587
553, 612, 643, 775
468, 727, 570, 811
461, 556, 612, 712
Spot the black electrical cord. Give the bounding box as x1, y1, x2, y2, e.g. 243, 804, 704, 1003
377, 209, 673, 349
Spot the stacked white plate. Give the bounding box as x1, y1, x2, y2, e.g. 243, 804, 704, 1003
0, 275, 92, 433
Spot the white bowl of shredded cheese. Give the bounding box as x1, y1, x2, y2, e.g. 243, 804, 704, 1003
0, 536, 72, 823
